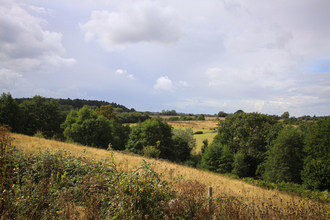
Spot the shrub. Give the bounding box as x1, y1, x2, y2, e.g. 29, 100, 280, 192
142, 145, 161, 158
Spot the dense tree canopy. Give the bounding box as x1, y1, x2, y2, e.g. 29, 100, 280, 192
126, 117, 173, 159
302, 117, 330, 191
258, 126, 305, 184
62, 106, 129, 150
212, 112, 277, 177
0, 93, 20, 132
19, 96, 64, 138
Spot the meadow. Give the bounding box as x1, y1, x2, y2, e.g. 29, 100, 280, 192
136, 117, 222, 153
10, 132, 330, 219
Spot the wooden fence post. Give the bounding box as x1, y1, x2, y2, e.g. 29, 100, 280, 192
208, 186, 213, 210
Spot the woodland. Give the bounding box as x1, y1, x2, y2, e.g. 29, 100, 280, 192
1, 92, 330, 193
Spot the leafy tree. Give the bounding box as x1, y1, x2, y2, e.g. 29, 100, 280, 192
19, 95, 63, 138
201, 143, 223, 172
218, 111, 228, 117
213, 112, 276, 177
259, 126, 305, 183
232, 151, 248, 177
217, 145, 234, 173
172, 128, 196, 151
126, 117, 173, 160
172, 136, 192, 163
62, 106, 129, 149
302, 117, 330, 191
0, 92, 21, 132
201, 139, 208, 154
281, 111, 290, 119
195, 114, 205, 120
116, 112, 150, 123
201, 143, 233, 173
234, 109, 244, 115
95, 105, 119, 122
167, 116, 180, 121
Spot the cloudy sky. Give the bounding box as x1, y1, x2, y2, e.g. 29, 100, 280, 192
1, 0, 330, 116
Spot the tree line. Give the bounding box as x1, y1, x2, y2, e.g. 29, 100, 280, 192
2, 92, 330, 191
0, 93, 194, 164
200, 112, 330, 192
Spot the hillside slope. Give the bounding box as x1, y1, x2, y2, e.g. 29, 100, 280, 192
12, 133, 308, 207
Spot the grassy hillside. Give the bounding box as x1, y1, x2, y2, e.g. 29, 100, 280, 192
12, 133, 326, 210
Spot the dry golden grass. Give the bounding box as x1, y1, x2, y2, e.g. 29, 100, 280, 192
11, 132, 324, 214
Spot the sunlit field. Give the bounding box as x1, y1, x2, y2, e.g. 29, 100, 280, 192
134, 117, 223, 153
11, 132, 327, 215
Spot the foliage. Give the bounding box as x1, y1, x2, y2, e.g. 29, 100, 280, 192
0, 129, 175, 219
213, 112, 276, 177
242, 177, 330, 203
19, 95, 64, 138
116, 111, 150, 123
0, 92, 21, 133
94, 104, 118, 121
218, 111, 228, 117
142, 145, 161, 158
302, 117, 330, 191
258, 126, 305, 184
167, 116, 180, 121
172, 127, 196, 151
195, 114, 205, 120
201, 143, 223, 172
160, 109, 178, 115
16, 97, 135, 112
201, 139, 208, 154
234, 109, 244, 115
180, 115, 194, 121
281, 111, 290, 119
62, 106, 129, 150
1, 128, 329, 219
126, 117, 174, 160
172, 136, 193, 163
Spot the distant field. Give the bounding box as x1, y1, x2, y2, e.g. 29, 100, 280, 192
135, 117, 221, 153
166, 120, 218, 153
150, 115, 225, 121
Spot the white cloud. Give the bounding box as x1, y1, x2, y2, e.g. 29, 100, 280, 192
79, 1, 184, 51
115, 69, 134, 79
153, 76, 173, 91
0, 68, 23, 91
116, 69, 127, 75
0, 0, 76, 72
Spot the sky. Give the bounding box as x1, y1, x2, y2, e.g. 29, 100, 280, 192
1, 0, 330, 117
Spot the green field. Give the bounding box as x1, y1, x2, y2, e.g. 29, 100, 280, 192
169, 124, 217, 153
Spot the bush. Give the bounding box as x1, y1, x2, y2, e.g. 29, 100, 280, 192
0, 128, 174, 219
142, 145, 161, 158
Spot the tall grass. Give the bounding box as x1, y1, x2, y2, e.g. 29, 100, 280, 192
5, 130, 330, 219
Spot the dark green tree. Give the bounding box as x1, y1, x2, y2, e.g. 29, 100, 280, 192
195, 114, 205, 120
234, 109, 244, 115
259, 126, 305, 183
302, 117, 330, 191
0, 92, 21, 132
172, 136, 192, 163
126, 117, 174, 160
218, 111, 228, 117
281, 111, 290, 119
201, 143, 233, 173
213, 112, 276, 177
172, 128, 196, 151
201, 143, 223, 172
62, 106, 129, 149
19, 95, 63, 138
